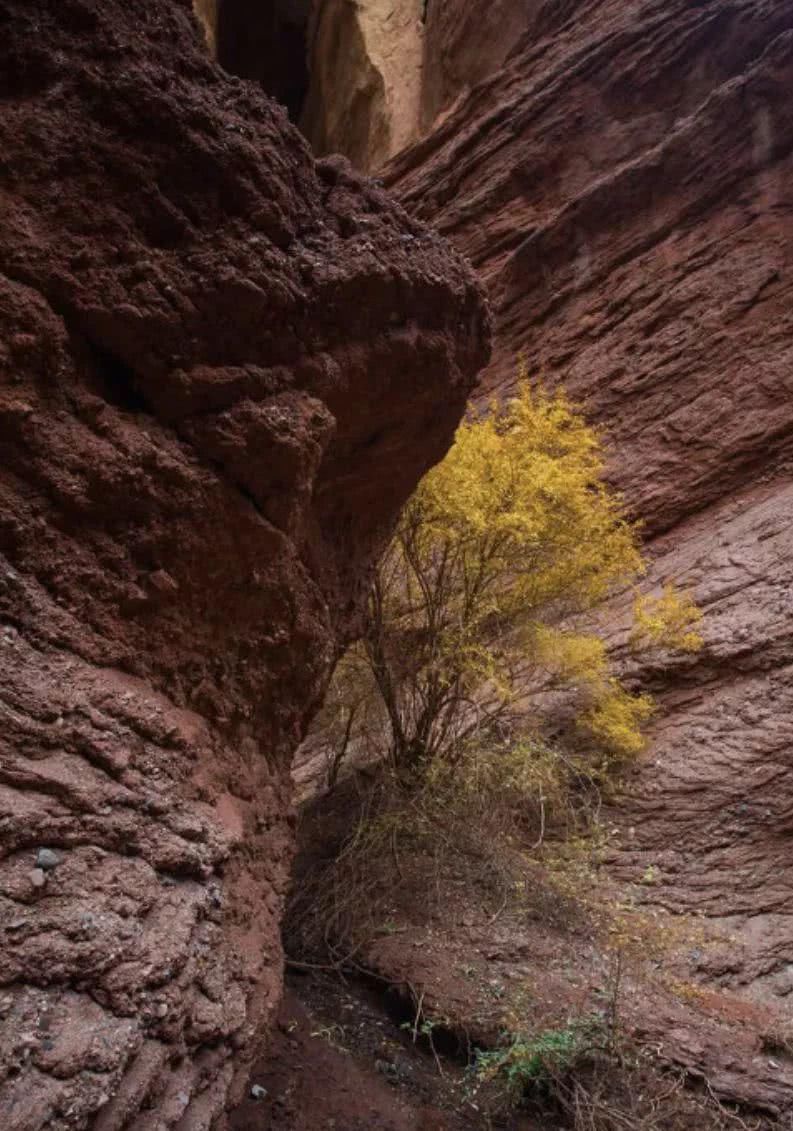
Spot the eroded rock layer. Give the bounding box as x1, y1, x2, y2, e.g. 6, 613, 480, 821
385, 0, 793, 1108
388, 0, 793, 529
299, 0, 532, 171
301, 0, 425, 170
0, 2, 488, 1128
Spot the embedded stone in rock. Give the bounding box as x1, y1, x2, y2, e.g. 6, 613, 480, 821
34, 849, 60, 872
0, 2, 489, 1129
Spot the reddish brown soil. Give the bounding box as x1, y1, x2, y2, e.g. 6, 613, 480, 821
0, 2, 488, 1128
230, 982, 506, 1131
360, 888, 793, 1122
231, 987, 423, 1131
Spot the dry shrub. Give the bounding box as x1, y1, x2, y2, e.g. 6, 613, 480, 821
285, 769, 409, 965
285, 735, 605, 965
470, 1035, 766, 1131
760, 1025, 793, 1059
286, 731, 711, 1015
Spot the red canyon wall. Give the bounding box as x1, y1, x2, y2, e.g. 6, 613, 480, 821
388, 0, 793, 530
384, 0, 793, 1103
0, 2, 488, 1128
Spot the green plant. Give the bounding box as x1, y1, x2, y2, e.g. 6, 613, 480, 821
400, 1016, 441, 1041
467, 1012, 761, 1130
472, 1015, 605, 1100
401, 998, 448, 1076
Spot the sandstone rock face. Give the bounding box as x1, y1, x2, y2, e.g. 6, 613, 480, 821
298, 0, 532, 172
0, 2, 488, 1128
193, 0, 217, 53
301, 0, 425, 171
388, 0, 793, 529
608, 483, 793, 997
419, 0, 535, 136
194, 0, 529, 174
384, 0, 793, 1108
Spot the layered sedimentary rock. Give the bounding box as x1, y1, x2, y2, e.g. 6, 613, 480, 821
301, 0, 425, 170
0, 2, 488, 1128
383, 0, 793, 1107
388, 0, 793, 529
299, 0, 532, 171
418, 0, 535, 137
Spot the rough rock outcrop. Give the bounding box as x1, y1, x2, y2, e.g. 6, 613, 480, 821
383, 0, 793, 1110
0, 2, 488, 1128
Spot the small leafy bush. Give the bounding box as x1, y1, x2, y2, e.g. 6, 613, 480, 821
472, 1015, 605, 1103
632, 584, 703, 653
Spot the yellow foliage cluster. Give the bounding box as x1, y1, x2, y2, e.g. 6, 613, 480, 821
413, 377, 643, 618
582, 680, 655, 760
319, 371, 702, 779
632, 583, 703, 653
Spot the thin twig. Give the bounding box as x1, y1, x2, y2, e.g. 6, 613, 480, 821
531, 786, 546, 850
410, 989, 425, 1044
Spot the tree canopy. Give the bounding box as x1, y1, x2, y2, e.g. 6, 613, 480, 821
318, 376, 701, 784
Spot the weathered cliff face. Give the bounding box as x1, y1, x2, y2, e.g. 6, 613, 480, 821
299, 0, 532, 171
301, 0, 424, 170
387, 0, 793, 529
192, 0, 529, 173
0, 2, 488, 1128
418, 0, 536, 136
381, 0, 793, 1107
193, 0, 217, 52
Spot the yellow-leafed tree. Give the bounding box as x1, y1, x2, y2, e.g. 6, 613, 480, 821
322, 374, 701, 782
